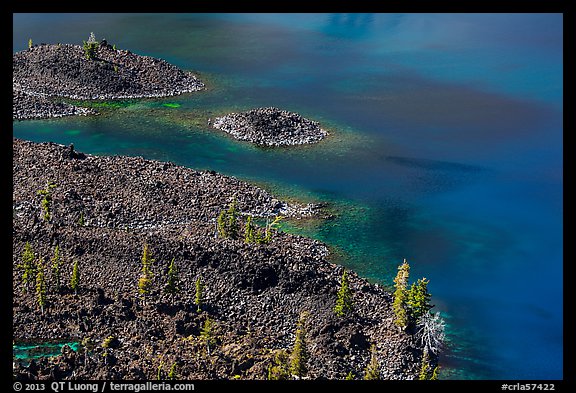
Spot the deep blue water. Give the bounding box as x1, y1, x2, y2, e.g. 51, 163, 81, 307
12, 13, 563, 380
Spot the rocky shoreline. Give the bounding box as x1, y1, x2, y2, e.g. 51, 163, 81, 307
13, 41, 205, 120
13, 139, 432, 380
13, 90, 97, 121
211, 107, 329, 147
13, 41, 329, 148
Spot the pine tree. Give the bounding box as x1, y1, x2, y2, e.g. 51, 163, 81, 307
267, 350, 290, 380
419, 348, 431, 380
37, 181, 56, 222
254, 229, 266, 244
227, 198, 239, 239
19, 242, 36, 292
244, 215, 255, 243
141, 243, 154, 275
431, 365, 439, 380
168, 362, 177, 380
28, 38, 33, 49
363, 344, 381, 380
289, 312, 309, 378
264, 215, 283, 242
200, 317, 215, 355
82, 32, 99, 60
393, 258, 410, 329
195, 276, 203, 312
138, 274, 152, 297
139, 243, 154, 297
217, 210, 227, 238
334, 269, 353, 317
36, 258, 47, 313
70, 259, 80, 293
408, 277, 432, 324
217, 198, 240, 239
165, 258, 180, 295
157, 359, 164, 380
51, 245, 62, 292
81, 336, 95, 367
101, 335, 115, 365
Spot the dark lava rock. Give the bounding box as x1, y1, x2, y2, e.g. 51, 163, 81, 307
12, 139, 433, 380
13, 43, 205, 120
211, 107, 329, 147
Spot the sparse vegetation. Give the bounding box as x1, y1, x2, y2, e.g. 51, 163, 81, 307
200, 317, 216, 355
138, 243, 154, 297
419, 348, 433, 380
19, 242, 36, 292
217, 198, 240, 239
78, 212, 85, 226
101, 335, 116, 365
70, 259, 80, 293
102, 335, 115, 349
81, 337, 95, 367
138, 274, 152, 297
392, 259, 445, 359
50, 245, 62, 292
431, 365, 439, 380
165, 258, 180, 295
168, 362, 177, 380
36, 258, 47, 313
244, 214, 284, 244
37, 181, 56, 222
334, 269, 353, 317
83, 32, 99, 60
267, 349, 290, 380
289, 312, 309, 378
363, 344, 381, 380
264, 215, 283, 242
195, 276, 203, 312
392, 259, 410, 330
244, 215, 256, 243
408, 277, 432, 324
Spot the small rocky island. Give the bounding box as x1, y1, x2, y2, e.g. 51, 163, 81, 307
13, 35, 205, 120
12, 139, 438, 380
211, 107, 329, 147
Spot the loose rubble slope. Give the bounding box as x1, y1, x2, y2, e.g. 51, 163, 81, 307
12, 139, 428, 380
13, 42, 205, 120
212, 107, 329, 147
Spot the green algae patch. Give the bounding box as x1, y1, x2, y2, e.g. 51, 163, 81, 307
162, 103, 181, 108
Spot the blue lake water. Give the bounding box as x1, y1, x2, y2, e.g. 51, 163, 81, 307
12, 13, 563, 380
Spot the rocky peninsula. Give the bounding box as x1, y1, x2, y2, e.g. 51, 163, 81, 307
13, 39, 328, 148
211, 107, 329, 147
12, 39, 205, 120
12, 139, 434, 380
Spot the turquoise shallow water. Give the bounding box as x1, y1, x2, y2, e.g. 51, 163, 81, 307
13, 13, 563, 379
14, 341, 80, 363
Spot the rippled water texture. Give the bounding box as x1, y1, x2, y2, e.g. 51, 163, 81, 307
13, 13, 563, 379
